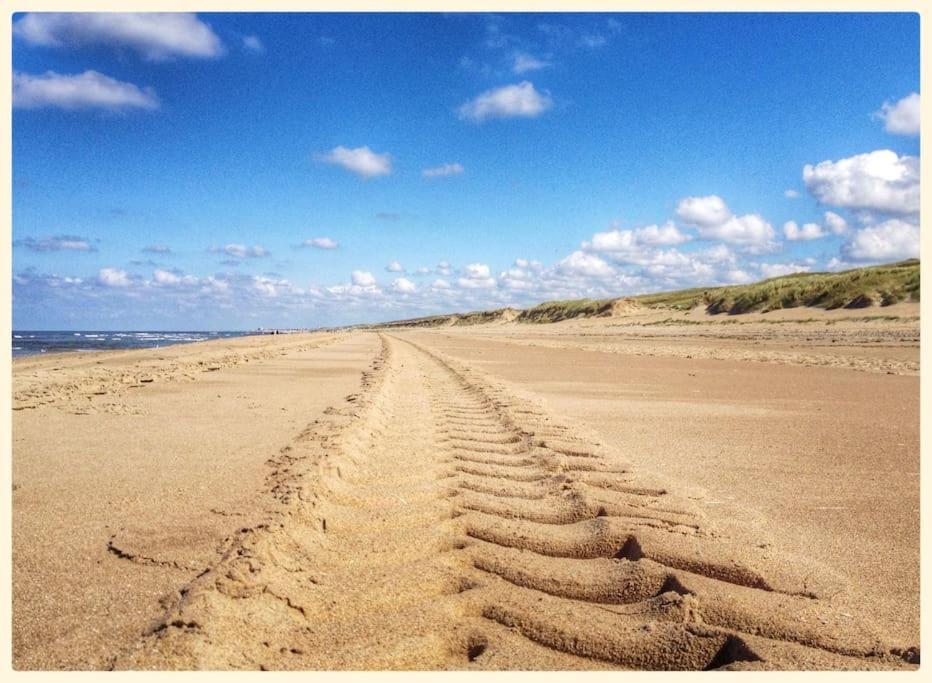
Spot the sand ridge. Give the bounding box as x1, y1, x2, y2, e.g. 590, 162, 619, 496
108, 333, 917, 670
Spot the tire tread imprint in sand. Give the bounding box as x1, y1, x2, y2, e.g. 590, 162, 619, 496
109, 332, 917, 671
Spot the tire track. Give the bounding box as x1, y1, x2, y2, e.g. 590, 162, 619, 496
111, 332, 918, 670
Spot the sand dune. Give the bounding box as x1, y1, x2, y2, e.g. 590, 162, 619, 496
13, 322, 919, 670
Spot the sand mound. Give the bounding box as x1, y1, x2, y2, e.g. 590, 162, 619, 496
111, 333, 917, 671
609, 298, 642, 316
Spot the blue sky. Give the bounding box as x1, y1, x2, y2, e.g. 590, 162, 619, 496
12, 12, 920, 330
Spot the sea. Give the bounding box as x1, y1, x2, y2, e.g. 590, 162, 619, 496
11, 331, 254, 358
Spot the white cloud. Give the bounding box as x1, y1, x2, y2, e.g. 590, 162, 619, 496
143, 244, 172, 254
759, 262, 811, 279
13, 70, 159, 111
98, 268, 130, 287
824, 211, 848, 235
422, 162, 464, 178
392, 277, 417, 293
588, 221, 691, 253
458, 262, 497, 289
251, 275, 297, 298
153, 268, 180, 285
803, 149, 919, 215
784, 189, 800, 199
432, 278, 451, 289
458, 81, 553, 122
675, 195, 731, 228
151, 269, 198, 287
210, 244, 268, 258
512, 52, 551, 74
302, 237, 338, 249
783, 220, 826, 241
556, 251, 614, 278
436, 261, 454, 276
242, 35, 264, 53
675, 195, 775, 250
351, 270, 377, 287
709, 214, 776, 249
316, 145, 392, 178
841, 218, 920, 262
876, 92, 919, 136
386, 260, 404, 272
463, 263, 491, 278
725, 269, 755, 284
13, 13, 223, 60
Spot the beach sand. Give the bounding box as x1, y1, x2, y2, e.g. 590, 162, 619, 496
12, 307, 920, 670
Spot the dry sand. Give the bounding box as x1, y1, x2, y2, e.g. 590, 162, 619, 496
12, 307, 920, 670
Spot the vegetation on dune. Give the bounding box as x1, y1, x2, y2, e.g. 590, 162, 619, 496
652, 259, 920, 315
515, 298, 616, 323
368, 260, 919, 328
371, 307, 519, 329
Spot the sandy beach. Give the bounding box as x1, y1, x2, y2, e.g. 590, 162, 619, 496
12, 307, 919, 670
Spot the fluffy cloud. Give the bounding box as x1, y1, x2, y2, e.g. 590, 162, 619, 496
676, 195, 775, 250
13, 70, 159, 111
674, 195, 731, 228
301, 237, 338, 249
876, 92, 919, 136
783, 221, 825, 241
316, 146, 392, 178
587, 221, 691, 253
841, 218, 920, 262
14, 234, 96, 252
392, 277, 417, 293
210, 244, 268, 258
512, 52, 551, 74
803, 150, 919, 215
823, 211, 848, 235
151, 269, 198, 287
351, 270, 377, 287
386, 260, 404, 272
252, 275, 298, 298
13, 12, 223, 60
709, 215, 776, 249
556, 251, 614, 278
153, 269, 181, 285
98, 268, 131, 287
458, 81, 553, 122
458, 263, 497, 289
422, 162, 464, 178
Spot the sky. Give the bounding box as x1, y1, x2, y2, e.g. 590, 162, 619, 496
11, 12, 920, 330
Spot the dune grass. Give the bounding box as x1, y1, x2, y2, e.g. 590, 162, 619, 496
516, 260, 919, 321
675, 259, 919, 314
516, 298, 617, 323
370, 259, 919, 327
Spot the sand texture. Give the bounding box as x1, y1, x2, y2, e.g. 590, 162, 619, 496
12, 310, 919, 670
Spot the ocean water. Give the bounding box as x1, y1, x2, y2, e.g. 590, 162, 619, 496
11, 331, 252, 358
